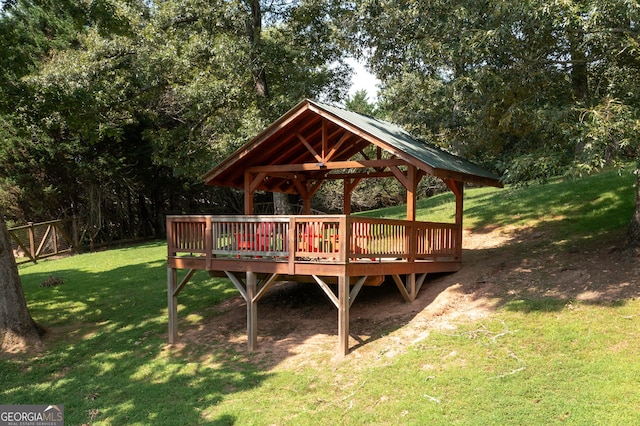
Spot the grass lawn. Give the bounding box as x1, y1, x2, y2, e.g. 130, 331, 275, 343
2, 168, 639, 425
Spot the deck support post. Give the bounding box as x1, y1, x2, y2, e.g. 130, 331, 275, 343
167, 267, 178, 344
247, 271, 258, 351
408, 273, 417, 301
338, 275, 350, 356
392, 274, 413, 303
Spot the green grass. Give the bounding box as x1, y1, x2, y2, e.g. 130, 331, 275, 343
2, 168, 639, 425
361, 168, 636, 241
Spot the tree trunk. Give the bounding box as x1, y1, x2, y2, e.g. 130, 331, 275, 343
246, 1, 291, 215
247, 0, 269, 98
273, 192, 293, 215
0, 212, 43, 352
569, 27, 589, 159
627, 164, 640, 250
569, 29, 589, 102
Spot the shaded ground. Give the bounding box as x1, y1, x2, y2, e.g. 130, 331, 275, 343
178, 226, 640, 369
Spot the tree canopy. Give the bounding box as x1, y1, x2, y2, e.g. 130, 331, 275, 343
347, 0, 640, 244
350, 0, 640, 181
0, 0, 351, 242
1, 0, 640, 245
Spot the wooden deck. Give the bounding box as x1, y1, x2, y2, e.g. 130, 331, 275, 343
166, 214, 462, 355
167, 214, 461, 273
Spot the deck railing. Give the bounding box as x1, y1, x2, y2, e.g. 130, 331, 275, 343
167, 215, 461, 264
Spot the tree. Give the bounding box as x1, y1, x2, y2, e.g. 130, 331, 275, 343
350, 0, 640, 247
345, 89, 377, 116
1, 0, 354, 237
0, 211, 43, 352
1, 1, 234, 239
144, 0, 352, 212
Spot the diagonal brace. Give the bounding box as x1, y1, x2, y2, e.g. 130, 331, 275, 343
312, 275, 339, 308
225, 271, 248, 302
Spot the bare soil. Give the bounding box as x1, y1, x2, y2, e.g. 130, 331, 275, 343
178, 226, 640, 369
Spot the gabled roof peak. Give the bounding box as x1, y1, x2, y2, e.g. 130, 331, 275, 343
204, 99, 502, 191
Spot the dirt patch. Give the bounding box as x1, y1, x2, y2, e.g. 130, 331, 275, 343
178, 226, 639, 369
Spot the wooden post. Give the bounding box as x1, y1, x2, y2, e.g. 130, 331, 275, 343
167, 267, 178, 344
343, 180, 352, 215
246, 271, 258, 351
338, 275, 350, 355
343, 178, 360, 215
302, 195, 312, 215
28, 222, 35, 261
205, 217, 213, 270
406, 165, 417, 222
408, 273, 417, 301
244, 172, 254, 215
443, 179, 464, 260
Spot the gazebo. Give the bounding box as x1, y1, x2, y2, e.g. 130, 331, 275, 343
166, 99, 502, 355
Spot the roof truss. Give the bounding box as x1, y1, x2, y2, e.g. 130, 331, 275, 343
204, 99, 502, 194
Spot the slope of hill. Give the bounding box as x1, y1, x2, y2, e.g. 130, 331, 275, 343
7, 168, 639, 424
183, 168, 639, 367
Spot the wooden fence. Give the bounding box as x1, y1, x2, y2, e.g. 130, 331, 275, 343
9, 219, 74, 264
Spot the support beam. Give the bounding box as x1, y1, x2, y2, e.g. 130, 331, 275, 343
302, 196, 312, 215
248, 158, 408, 173
389, 165, 409, 189
174, 269, 197, 297
244, 172, 254, 215
349, 276, 367, 308
325, 131, 353, 162
247, 271, 258, 351
414, 273, 428, 300
312, 275, 339, 308
343, 177, 361, 215
322, 119, 328, 161
297, 133, 323, 162
254, 273, 280, 303
338, 275, 350, 356
406, 165, 418, 222
444, 179, 464, 260
407, 273, 416, 301
167, 267, 178, 344
392, 274, 413, 303
223, 272, 278, 351
224, 271, 248, 301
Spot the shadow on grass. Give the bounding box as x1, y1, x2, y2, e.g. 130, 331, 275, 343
4, 169, 638, 423
3, 242, 271, 425
503, 297, 570, 313
464, 169, 635, 239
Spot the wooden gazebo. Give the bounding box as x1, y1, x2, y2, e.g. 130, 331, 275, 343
166, 99, 502, 355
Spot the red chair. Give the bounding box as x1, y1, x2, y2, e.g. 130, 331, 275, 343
236, 222, 274, 257
303, 223, 320, 252
256, 221, 274, 252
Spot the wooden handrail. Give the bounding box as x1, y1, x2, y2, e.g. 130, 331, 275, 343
166, 215, 461, 262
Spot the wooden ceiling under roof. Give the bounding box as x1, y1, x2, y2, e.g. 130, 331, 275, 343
203, 99, 503, 196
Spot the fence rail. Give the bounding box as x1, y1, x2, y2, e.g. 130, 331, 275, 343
9, 219, 74, 264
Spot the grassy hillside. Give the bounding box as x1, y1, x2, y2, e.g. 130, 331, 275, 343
1, 169, 639, 425
362, 167, 636, 242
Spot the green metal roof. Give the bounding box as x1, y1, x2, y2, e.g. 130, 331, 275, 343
309, 100, 502, 185
204, 99, 503, 190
